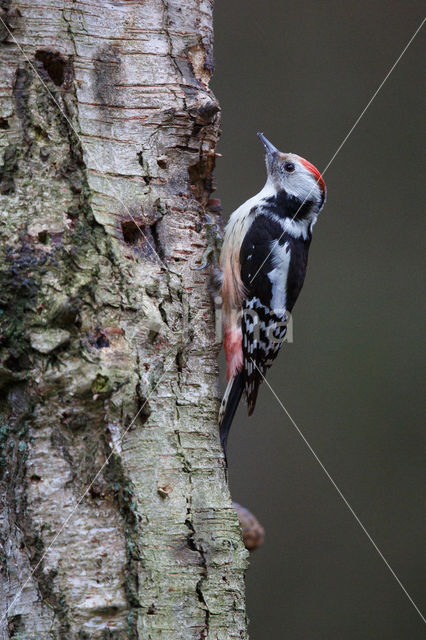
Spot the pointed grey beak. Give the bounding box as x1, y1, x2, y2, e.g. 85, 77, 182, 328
257, 132, 279, 156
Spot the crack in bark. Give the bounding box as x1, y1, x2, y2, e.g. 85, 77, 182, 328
104, 447, 141, 640
175, 425, 211, 639
185, 512, 210, 639
161, 0, 185, 87
135, 350, 151, 426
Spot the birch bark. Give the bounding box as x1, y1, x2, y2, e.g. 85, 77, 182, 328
0, 1, 248, 638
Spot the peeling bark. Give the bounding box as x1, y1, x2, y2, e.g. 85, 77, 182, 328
0, 2, 248, 638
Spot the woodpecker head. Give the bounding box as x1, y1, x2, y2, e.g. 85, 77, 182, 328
258, 132, 326, 214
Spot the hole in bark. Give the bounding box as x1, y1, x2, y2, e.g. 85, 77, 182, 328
33, 124, 48, 140
150, 220, 163, 259
95, 333, 109, 349
147, 329, 159, 343
121, 219, 143, 245
89, 485, 104, 500
7, 614, 22, 635
39, 146, 50, 161
0, 118, 9, 130
5, 354, 29, 372
121, 218, 164, 261
35, 49, 66, 86
37, 230, 49, 244
30, 473, 41, 482
156, 155, 167, 168
176, 350, 184, 373
66, 205, 80, 221
192, 123, 202, 137
87, 328, 112, 350
147, 604, 156, 615
135, 386, 151, 426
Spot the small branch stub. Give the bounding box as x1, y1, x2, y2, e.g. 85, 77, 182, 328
233, 501, 265, 551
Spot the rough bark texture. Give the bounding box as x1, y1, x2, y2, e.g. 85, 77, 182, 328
0, 2, 248, 638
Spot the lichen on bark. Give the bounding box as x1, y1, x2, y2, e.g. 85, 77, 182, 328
0, 1, 248, 639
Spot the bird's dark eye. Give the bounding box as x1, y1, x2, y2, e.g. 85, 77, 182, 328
284, 162, 295, 173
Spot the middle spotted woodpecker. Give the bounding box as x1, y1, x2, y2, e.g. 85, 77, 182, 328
218, 132, 327, 455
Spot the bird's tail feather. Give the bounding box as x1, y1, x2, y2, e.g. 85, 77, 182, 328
218, 371, 244, 458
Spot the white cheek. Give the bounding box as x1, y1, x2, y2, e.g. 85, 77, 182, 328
284, 171, 319, 202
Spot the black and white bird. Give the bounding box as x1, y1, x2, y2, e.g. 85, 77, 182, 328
218, 132, 326, 455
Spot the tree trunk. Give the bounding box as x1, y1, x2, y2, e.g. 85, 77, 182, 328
0, 2, 248, 638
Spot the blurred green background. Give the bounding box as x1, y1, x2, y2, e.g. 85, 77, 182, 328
212, 2, 425, 638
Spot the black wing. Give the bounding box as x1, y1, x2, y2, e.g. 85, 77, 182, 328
239, 214, 310, 413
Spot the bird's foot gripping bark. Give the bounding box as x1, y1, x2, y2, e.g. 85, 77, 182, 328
192, 199, 223, 270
